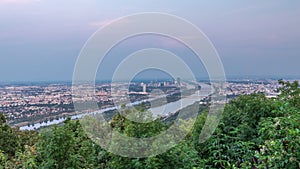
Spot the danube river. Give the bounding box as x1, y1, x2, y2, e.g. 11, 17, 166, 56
20, 83, 212, 130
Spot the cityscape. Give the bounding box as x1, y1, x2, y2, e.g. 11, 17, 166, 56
0, 78, 295, 128
0, 1, 299, 168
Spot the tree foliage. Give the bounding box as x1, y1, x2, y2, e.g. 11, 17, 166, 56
36, 118, 103, 168
195, 81, 300, 168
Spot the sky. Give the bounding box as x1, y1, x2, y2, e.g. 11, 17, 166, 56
0, 0, 299, 82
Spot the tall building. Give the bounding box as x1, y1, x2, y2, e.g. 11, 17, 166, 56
143, 84, 147, 93
141, 83, 147, 93
177, 77, 181, 87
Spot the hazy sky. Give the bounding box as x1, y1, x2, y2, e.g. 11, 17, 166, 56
0, 0, 299, 82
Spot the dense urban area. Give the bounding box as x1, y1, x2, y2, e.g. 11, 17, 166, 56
0, 80, 183, 126
0, 79, 292, 127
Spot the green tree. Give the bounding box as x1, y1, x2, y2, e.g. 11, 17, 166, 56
254, 80, 300, 168
0, 113, 20, 158
195, 80, 300, 168
107, 104, 201, 168
36, 118, 101, 168
278, 79, 300, 108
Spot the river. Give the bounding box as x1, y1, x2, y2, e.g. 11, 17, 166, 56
20, 83, 212, 130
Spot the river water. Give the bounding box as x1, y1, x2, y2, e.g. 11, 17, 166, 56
20, 83, 212, 130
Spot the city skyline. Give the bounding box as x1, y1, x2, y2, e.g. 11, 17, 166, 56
0, 0, 300, 82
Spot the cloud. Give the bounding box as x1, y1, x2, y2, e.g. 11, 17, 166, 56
89, 18, 131, 28
89, 20, 115, 28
